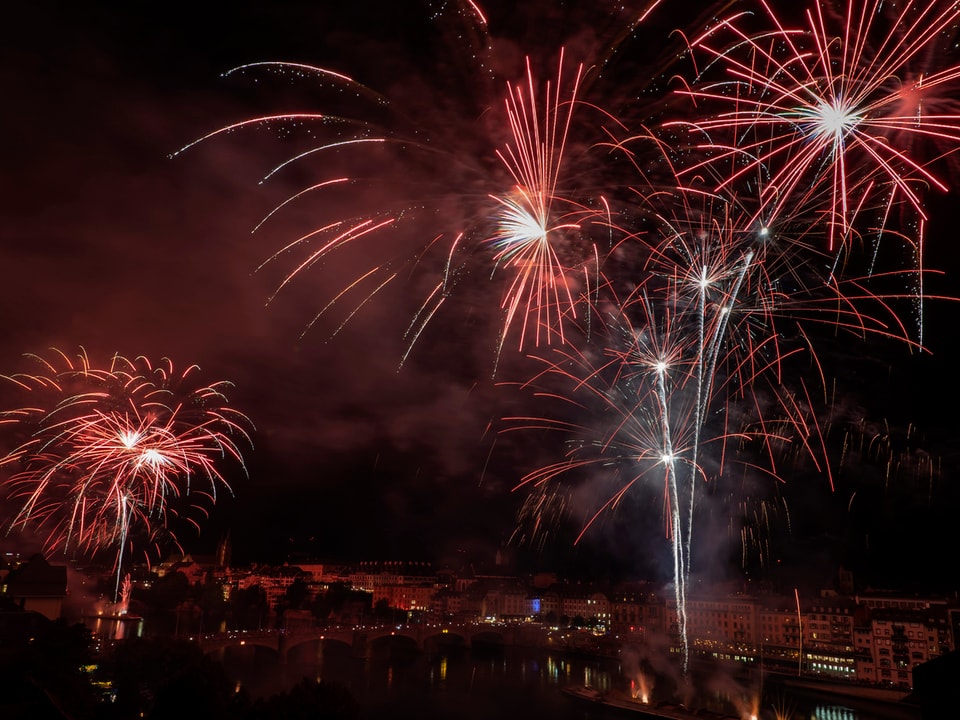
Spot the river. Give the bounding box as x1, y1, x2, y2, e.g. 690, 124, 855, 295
217, 638, 922, 720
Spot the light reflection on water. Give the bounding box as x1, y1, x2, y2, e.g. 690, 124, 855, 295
811, 707, 857, 720
219, 642, 915, 720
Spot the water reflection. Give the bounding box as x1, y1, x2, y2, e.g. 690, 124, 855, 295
811, 707, 857, 720
85, 614, 144, 643
219, 642, 911, 720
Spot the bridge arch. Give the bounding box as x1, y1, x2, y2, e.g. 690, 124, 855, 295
285, 637, 354, 665
217, 641, 281, 668
422, 629, 468, 654
368, 632, 420, 660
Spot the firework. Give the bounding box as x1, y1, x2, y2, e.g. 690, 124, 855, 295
489, 51, 606, 353
175, 29, 627, 369
173, 0, 958, 675
665, 0, 960, 352
0, 349, 251, 592
501, 218, 831, 671
502, 42, 953, 664
672, 1, 960, 238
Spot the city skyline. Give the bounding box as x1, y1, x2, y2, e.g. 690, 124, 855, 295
2, 0, 960, 598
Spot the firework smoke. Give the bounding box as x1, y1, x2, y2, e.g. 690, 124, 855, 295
175, 0, 960, 672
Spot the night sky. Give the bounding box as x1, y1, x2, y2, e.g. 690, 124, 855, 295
2, 0, 960, 591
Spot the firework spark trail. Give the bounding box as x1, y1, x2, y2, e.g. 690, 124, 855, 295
504, 97, 949, 665
644, 193, 762, 574
504, 338, 700, 669
503, 283, 766, 671
594, 226, 776, 671
490, 49, 612, 354
617, 191, 786, 654
0, 350, 251, 594
670, 0, 960, 261
166, 0, 960, 675
176, 32, 620, 368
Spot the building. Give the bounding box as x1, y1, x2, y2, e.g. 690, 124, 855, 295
1, 554, 68, 621
372, 582, 436, 614
672, 594, 759, 665
237, 565, 309, 609
799, 597, 857, 680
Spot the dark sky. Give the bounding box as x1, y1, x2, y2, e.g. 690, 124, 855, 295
2, 0, 959, 590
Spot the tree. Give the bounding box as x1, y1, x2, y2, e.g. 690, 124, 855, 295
229, 585, 268, 630
285, 577, 310, 610
310, 582, 360, 623
372, 598, 393, 622
198, 579, 229, 632
0, 617, 100, 720
143, 571, 192, 612
150, 651, 239, 720
101, 637, 235, 720
240, 678, 358, 720
139, 571, 194, 635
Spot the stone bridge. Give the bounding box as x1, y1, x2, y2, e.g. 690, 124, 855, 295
199, 622, 519, 663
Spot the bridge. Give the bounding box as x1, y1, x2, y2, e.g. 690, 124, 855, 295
198, 622, 522, 663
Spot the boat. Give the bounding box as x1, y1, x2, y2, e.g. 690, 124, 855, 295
771, 673, 912, 703
765, 674, 921, 718
563, 684, 604, 702
561, 685, 743, 719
